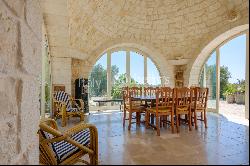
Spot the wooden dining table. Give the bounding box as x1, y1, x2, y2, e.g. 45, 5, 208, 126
131, 95, 157, 124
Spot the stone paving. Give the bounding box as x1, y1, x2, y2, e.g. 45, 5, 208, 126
58, 110, 249, 165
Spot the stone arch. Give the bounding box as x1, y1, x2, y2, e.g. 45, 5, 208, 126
87, 42, 175, 87
187, 24, 249, 86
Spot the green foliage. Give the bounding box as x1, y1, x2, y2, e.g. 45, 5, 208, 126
220, 66, 231, 99
111, 73, 139, 99
89, 64, 107, 97
235, 79, 245, 93
223, 83, 237, 96
89, 64, 140, 99
201, 64, 232, 99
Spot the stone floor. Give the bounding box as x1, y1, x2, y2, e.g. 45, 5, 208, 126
57, 110, 249, 165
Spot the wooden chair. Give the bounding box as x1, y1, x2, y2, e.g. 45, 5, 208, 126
191, 87, 209, 129
123, 87, 145, 130
38, 118, 98, 165
174, 87, 192, 133
122, 86, 130, 127
143, 87, 156, 107
146, 87, 174, 136
53, 91, 84, 127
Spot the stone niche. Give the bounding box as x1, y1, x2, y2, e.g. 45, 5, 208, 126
174, 65, 186, 88
0, 1, 42, 165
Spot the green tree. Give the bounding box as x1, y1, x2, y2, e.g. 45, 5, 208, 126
89, 64, 107, 97
220, 66, 231, 99
111, 73, 138, 99
203, 64, 231, 99
89, 64, 120, 98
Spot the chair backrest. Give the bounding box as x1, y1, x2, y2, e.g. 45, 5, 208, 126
174, 87, 192, 107
193, 87, 209, 109
53, 91, 72, 111
144, 87, 156, 96
122, 86, 129, 107
129, 87, 142, 97
156, 87, 174, 107
38, 119, 61, 165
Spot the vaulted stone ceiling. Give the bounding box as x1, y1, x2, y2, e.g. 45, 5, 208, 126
42, 0, 248, 60
68, 0, 248, 59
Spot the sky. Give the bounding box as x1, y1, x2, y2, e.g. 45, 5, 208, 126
206, 34, 246, 84
95, 34, 246, 85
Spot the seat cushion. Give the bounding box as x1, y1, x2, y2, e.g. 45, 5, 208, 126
41, 129, 91, 163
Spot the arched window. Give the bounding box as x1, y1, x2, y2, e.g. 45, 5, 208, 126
88, 49, 161, 104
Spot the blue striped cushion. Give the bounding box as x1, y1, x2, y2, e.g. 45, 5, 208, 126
41, 129, 91, 162
54, 91, 78, 113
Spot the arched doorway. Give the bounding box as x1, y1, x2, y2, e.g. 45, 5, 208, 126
198, 33, 248, 121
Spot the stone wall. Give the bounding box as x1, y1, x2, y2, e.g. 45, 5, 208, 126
0, 0, 42, 164
52, 57, 72, 94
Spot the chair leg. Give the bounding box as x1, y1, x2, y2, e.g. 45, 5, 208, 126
145, 112, 149, 129
123, 109, 126, 127
160, 116, 162, 128
128, 112, 132, 130
90, 153, 98, 165
171, 114, 174, 133
204, 111, 207, 128
137, 112, 141, 126
156, 115, 160, 136
62, 109, 67, 127
188, 112, 192, 131
176, 114, 179, 133
194, 111, 198, 130
80, 113, 84, 121
191, 111, 194, 126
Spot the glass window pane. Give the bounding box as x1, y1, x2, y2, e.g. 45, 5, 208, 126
130, 51, 144, 85
204, 51, 217, 109
111, 51, 126, 99
147, 57, 161, 86
89, 54, 107, 99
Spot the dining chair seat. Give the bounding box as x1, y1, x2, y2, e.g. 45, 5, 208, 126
176, 106, 189, 112
147, 106, 172, 113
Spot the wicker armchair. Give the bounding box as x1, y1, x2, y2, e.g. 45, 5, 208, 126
38, 118, 98, 165
53, 91, 84, 127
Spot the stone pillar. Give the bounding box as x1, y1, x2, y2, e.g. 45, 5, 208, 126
216, 47, 220, 113
0, 0, 42, 164
126, 50, 131, 85
41, 37, 46, 118
144, 55, 148, 86
245, 31, 249, 119
107, 51, 111, 99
